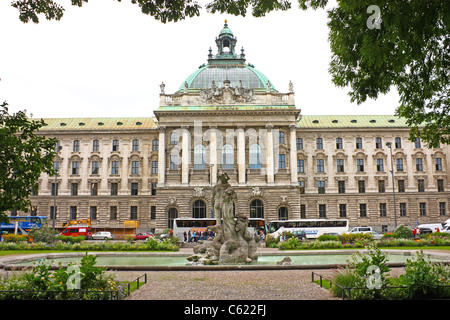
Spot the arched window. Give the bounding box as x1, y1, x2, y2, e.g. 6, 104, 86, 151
192, 200, 207, 218
222, 144, 234, 170
194, 144, 206, 170
250, 199, 264, 219
249, 144, 261, 169
168, 208, 178, 229
278, 207, 289, 220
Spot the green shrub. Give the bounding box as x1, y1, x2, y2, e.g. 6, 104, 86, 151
393, 224, 413, 239
55, 235, 85, 244
279, 237, 300, 250
28, 225, 57, 243
1, 234, 28, 242
317, 234, 338, 242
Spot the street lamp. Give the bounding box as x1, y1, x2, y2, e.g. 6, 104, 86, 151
386, 142, 397, 230
53, 145, 62, 230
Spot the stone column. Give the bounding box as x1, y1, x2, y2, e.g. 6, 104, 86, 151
289, 125, 297, 184
266, 125, 274, 185
210, 126, 217, 185
237, 126, 246, 185
158, 126, 166, 186
181, 126, 190, 185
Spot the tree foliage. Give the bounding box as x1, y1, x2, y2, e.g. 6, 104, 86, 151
0, 102, 57, 223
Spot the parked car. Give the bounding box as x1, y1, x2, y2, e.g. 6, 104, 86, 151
135, 232, 154, 240
349, 226, 373, 234
292, 230, 307, 240
418, 228, 432, 235
369, 231, 383, 240
92, 231, 113, 240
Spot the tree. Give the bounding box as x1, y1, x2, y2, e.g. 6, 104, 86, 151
0, 102, 57, 223
9, 0, 450, 147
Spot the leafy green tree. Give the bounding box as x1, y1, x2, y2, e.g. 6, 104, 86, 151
0, 102, 57, 223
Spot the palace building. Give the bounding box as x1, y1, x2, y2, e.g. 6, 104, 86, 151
22, 22, 449, 235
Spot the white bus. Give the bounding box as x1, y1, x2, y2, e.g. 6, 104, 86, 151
267, 219, 349, 239
173, 217, 266, 241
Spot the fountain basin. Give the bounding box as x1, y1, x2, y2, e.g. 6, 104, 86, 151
1, 250, 449, 271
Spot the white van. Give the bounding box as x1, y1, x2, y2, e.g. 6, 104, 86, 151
349, 226, 373, 234
417, 223, 443, 233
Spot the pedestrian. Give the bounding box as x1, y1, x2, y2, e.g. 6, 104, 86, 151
183, 231, 187, 242
188, 230, 191, 242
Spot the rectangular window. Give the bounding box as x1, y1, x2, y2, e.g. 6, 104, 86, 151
418, 179, 425, 192
396, 158, 403, 171
71, 183, 78, 196
319, 204, 326, 218
132, 139, 139, 151
111, 182, 118, 196
336, 138, 343, 149
379, 203, 387, 217
376, 159, 384, 172
437, 179, 445, 192
414, 137, 421, 148
90, 206, 97, 220
356, 137, 363, 149
112, 139, 119, 151
91, 183, 98, 196
358, 180, 366, 193
297, 159, 304, 173
70, 206, 77, 220
439, 202, 446, 216
111, 161, 119, 175
51, 183, 58, 196
416, 158, 423, 171
435, 158, 442, 171
317, 181, 325, 194
279, 154, 286, 169
398, 180, 405, 193
399, 203, 407, 216
378, 180, 385, 193
93, 139, 99, 152
130, 206, 138, 220
338, 180, 345, 194
72, 161, 79, 175
299, 181, 305, 194
152, 139, 159, 151
316, 159, 324, 173
151, 182, 157, 196
300, 204, 306, 219
50, 206, 57, 220
110, 206, 117, 220
73, 140, 80, 152
91, 161, 99, 174
336, 159, 344, 172
419, 202, 427, 216
151, 206, 156, 220
339, 204, 347, 218
152, 161, 158, 174
316, 138, 323, 150
360, 203, 367, 217
357, 159, 364, 172
131, 161, 139, 174
375, 137, 382, 149
131, 182, 139, 195
170, 155, 178, 170
296, 138, 303, 150
395, 137, 402, 149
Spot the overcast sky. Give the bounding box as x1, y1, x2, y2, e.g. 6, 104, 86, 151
0, 0, 400, 119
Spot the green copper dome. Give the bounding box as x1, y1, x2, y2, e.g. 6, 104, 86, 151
178, 21, 276, 92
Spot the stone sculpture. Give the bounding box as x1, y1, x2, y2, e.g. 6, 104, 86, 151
188, 170, 260, 265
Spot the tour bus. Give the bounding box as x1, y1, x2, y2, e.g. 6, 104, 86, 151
0, 216, 48, 236
173, 217, 266, 241
267, 219, 349, 239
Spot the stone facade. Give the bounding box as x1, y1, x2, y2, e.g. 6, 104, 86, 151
14, 22, 449, 234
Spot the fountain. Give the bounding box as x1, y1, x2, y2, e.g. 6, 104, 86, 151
187, 171, 260, 265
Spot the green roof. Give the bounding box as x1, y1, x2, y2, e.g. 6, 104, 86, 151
39, 117, 157, 131
297, 115, 409, 128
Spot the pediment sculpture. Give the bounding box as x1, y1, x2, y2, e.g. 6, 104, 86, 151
199, 80, 253, 104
